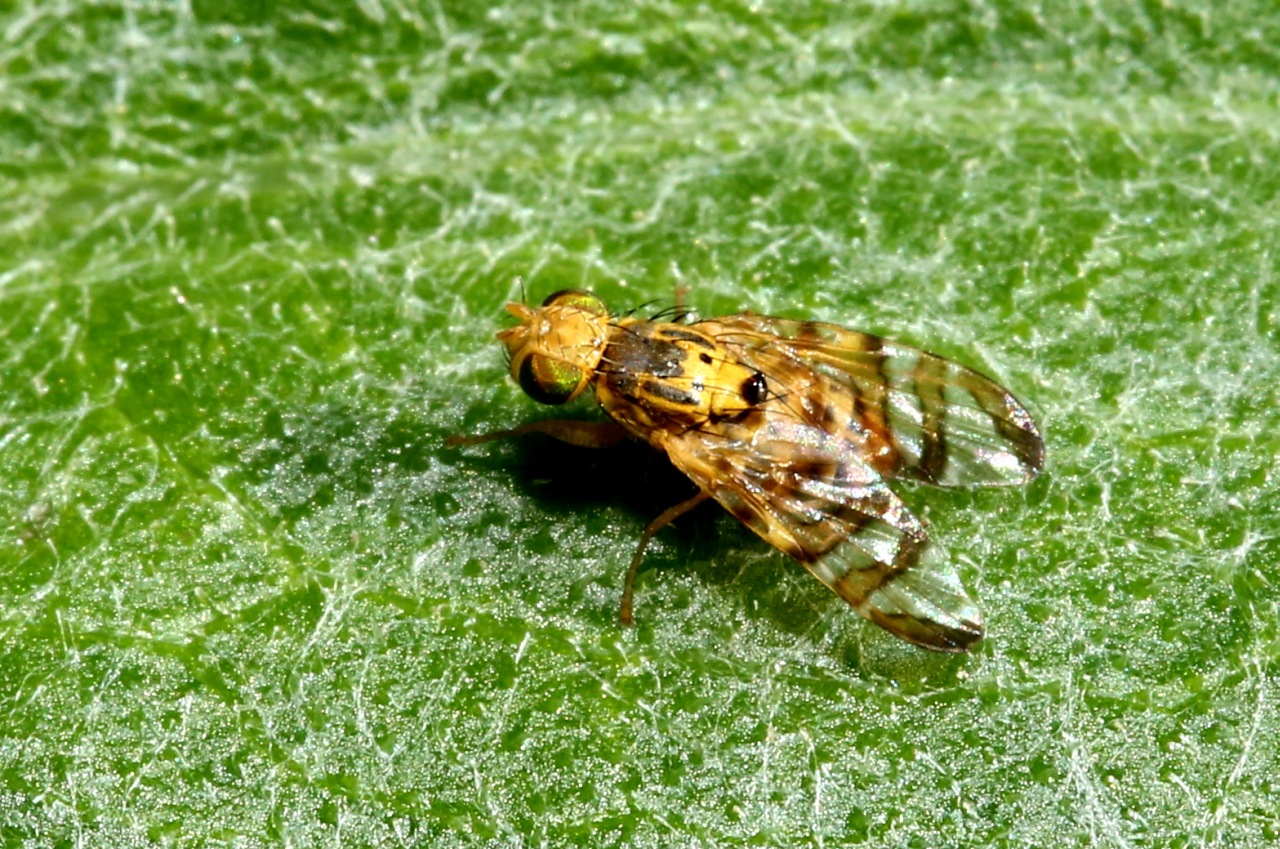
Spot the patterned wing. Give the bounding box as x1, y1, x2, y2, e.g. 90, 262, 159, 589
709, 315, 1044, 487
657, 370, 984, 652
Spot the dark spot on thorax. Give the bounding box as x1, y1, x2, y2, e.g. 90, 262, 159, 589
741, 371, 768, 406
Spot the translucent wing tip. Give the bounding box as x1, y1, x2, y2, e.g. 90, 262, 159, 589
1002, 399, 1046, 482
825, 533, 987, 653
865, 606, 984, 653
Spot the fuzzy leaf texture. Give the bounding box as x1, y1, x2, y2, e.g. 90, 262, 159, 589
1, 1, 1278, 847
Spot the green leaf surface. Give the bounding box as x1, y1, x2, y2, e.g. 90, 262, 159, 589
2, 1, 1278, 846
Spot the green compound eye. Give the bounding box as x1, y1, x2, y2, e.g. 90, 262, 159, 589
541, 289, 607, 315
517, 354, 584, 405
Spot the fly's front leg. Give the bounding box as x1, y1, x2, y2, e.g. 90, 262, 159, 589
450, 419, 709, 627
447, 420, 629, 449
620, 491, 712, 625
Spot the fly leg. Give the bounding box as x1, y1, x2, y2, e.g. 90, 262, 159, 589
620, 491, 712, 625
450, 420, 710, 626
